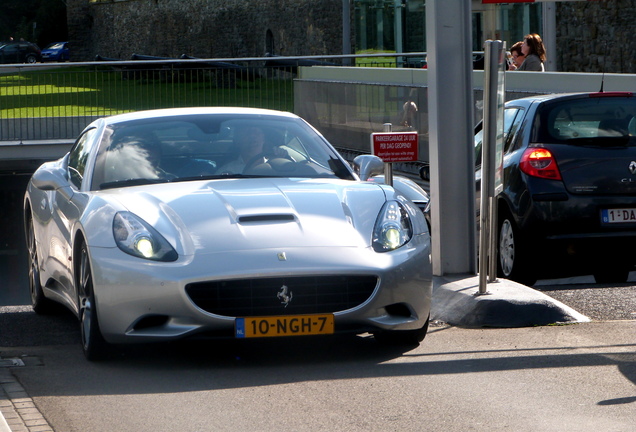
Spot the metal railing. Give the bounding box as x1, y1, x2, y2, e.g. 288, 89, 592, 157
0, 53, 427, 142
0, 58, 294, 141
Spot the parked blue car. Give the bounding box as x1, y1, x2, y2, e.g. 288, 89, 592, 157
41, 42, 69, 62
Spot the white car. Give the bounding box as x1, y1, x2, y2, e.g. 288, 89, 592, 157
24, 107, 432, 360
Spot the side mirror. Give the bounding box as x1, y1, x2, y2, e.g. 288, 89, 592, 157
31, 165, 68, 191
419, 164, 430, 181
352, 155, 384, 181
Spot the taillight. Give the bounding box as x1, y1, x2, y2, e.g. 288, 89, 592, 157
519, 148, 562, 180
589, 92, 633, 98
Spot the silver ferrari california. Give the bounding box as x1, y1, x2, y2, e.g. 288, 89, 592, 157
24, 107, 432, 360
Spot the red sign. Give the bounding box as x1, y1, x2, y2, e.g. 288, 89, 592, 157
482, 0, 603, 3
371, 132, 419, 163
482, 0, 535, 3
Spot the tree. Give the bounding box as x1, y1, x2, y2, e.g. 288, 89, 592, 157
1, 0, 67, 46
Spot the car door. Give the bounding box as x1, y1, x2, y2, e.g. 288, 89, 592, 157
474, 106, 526, 215
48, 128, 98, 305
0, 43, 20, 64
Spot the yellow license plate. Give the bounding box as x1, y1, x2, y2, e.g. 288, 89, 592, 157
235, 314, 334, 338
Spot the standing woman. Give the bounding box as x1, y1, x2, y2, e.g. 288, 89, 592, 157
508, 41, 526, 70
517, 33, 546, 71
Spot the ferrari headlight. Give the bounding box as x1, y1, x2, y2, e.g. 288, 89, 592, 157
372, 200, 413, 252
113, 211, 178, 262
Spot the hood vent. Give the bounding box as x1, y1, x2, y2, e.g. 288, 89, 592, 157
238, 214, 296, 224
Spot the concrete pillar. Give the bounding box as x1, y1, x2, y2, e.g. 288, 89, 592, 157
542, 1, 557, 72
426, 0, 477, 276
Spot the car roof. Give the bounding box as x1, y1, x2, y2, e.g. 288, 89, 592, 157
1, 41, 37, 46
506, 91, 634, 106
101, 107, 300, 125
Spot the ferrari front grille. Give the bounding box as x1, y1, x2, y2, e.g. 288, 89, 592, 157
185, 275, 378, 317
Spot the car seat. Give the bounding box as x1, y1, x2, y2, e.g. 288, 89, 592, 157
598, 118, 630, 137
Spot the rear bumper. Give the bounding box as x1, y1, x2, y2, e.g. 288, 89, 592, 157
515, 195, 636, 258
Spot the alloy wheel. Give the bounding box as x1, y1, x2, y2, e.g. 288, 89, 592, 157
27, 218, 39, 304
77, 243, 108, 360
499, 219, 515, 277
78, 245, 93, 351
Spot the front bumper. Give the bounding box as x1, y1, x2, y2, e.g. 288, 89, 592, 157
89, 238, 432, 344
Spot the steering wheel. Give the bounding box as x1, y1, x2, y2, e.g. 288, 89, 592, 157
243, 150, 294, 173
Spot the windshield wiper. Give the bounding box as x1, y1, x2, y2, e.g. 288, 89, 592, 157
100, 178, 168, 190
169, 174, 225, 182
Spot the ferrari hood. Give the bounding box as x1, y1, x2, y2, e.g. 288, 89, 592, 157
108, 178, 389, 253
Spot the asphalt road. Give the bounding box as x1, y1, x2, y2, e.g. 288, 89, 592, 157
1, 276, 635, 432
1, 318, 634, 432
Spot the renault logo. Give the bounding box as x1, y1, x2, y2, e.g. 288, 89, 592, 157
629, 161, 636, 175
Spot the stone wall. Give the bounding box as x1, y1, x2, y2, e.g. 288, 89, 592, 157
67, 0, 346, 61
556, 0, 636, 73
67, 0, 635, 73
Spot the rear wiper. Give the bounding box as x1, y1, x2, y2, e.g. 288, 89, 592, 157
565, 136, 631, 147
100, 178, 168, 189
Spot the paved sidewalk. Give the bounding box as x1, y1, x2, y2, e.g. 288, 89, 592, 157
0, 366, 52, 432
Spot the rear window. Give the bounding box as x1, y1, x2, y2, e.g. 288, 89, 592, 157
533, 96, 636, 145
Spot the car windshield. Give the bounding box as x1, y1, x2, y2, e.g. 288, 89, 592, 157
534, 96, 636, 146
92, 113, 355, 190
46, 43, 65, 49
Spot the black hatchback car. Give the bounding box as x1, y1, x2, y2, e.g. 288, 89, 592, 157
474, 92, 636, 285
0, 41, 41, 64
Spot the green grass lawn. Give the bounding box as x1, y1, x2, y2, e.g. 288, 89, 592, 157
354, 50, 398, 68
0, 66, 294, 118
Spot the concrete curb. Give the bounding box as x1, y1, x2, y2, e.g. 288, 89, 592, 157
431, 274, 591, 327
0, 410, 9, 432
0, 367, 53, 432
0, 370, 15, 432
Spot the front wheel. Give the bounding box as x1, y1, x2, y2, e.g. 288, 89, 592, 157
497, 212, 536, 286
77, 242, 109, 361
593, 261, 632, 284
27, 213, 56, 314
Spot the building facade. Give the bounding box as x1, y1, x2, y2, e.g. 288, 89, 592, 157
67, 0, 635, 73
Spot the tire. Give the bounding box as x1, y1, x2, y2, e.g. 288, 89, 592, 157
77, 242, 109, 361
497, 211, 537, 286
373, 315, 430, 346
26, 213, 56, 314
25, 55, 37, 64
593, 264, 631, 284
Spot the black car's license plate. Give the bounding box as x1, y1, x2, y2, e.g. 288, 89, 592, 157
235, 314, 334, 338
602, 208, 636, 224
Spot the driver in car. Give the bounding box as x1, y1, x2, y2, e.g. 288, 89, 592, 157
216, 125, 286, 174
